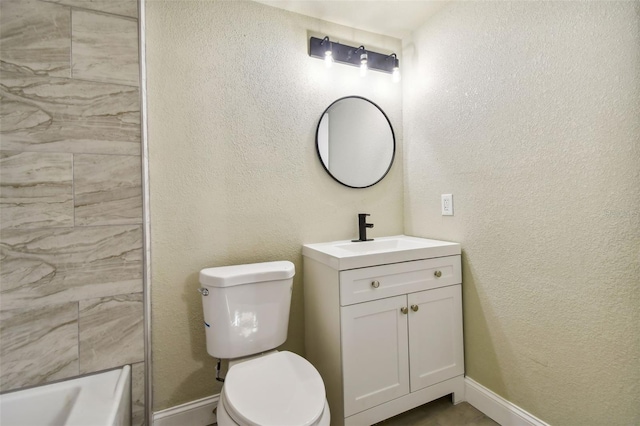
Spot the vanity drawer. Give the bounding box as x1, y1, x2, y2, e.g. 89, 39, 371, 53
339, 255, 461, 306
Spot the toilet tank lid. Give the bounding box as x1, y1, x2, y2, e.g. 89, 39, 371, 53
200, 261, 295, 287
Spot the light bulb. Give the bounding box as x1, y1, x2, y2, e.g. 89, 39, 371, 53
360, 52, 368, 77
324, 51, 333, 68
392, 66, 401, 83
360, 62, 368, 77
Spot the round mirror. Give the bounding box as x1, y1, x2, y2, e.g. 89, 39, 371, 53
316, 96, 395, 188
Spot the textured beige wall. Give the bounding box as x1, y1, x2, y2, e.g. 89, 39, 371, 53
403, 2, 639, 425
145, 0, 403, 410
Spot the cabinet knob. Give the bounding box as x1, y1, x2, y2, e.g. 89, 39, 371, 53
434, 270, 442, 278
400, 307, 408, 315
411, 304, 419, 312
371, 280, 380, 288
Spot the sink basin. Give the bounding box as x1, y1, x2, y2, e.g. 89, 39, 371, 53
303, 235, 460, 270
333, 238, 429, 254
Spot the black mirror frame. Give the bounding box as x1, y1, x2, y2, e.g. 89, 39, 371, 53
315, 96, 396, 189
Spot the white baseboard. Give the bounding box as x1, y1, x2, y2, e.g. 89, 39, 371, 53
152, 379, 547, 426
465, 378, 549, 426
153, 394, 218, 426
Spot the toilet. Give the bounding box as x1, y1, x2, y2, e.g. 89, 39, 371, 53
199, 261, 330, 426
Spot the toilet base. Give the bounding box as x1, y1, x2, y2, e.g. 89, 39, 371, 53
216, 391, 331, 426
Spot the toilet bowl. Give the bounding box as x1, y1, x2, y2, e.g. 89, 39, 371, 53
198, 261, 330, 426
216, 351, 330, 426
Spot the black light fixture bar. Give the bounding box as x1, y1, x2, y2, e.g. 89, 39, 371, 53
309, 36, 397, 74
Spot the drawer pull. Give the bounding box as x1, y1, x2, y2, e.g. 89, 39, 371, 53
400, 307, 408, 315
371, 280, 380, 289
411, 304, 419, 312
434, 270, 442, 278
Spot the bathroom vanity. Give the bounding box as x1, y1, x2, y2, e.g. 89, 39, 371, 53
303, 235, 464, 426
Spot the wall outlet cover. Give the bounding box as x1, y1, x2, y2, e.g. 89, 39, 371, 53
442, 194, 453, 216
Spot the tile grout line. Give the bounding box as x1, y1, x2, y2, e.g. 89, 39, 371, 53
5, 150, 142, 158
69, 5, 73, 80
35, 0, 138, 21
76, 301, 81, 375
67, 3, 139, 22
72, 153, 76, 227
68, 75, 141, 89
0, 223, 143, 231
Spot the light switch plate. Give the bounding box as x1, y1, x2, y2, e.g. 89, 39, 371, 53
441, 194, 453, 216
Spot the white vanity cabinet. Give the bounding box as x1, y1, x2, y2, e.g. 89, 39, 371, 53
303, 236, 464, 426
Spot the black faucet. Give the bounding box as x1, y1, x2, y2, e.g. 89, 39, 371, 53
352, 213, 374, 242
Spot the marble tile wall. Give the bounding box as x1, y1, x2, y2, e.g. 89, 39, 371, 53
0, 0, 145, 424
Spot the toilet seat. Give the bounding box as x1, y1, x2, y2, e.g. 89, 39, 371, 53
222, 351, 326, 426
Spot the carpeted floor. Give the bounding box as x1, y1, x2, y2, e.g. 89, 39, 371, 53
376, 395, 499, 426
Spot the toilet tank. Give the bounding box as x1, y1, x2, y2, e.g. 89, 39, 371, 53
199, 261, 295, 359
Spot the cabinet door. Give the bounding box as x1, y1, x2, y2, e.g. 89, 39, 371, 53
341, 295, 409, 417
408, 285, 464, 392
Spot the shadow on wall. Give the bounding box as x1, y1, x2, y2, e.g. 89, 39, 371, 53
175, 271, 221, 403
461, 250, 506, 391
462, 250, 550, 420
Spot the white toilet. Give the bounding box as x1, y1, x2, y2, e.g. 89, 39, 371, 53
199, 261, 330, 426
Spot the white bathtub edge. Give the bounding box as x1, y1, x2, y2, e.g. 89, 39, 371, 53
67, 366, 132, 426
108, 365, 132, 426
1, 366, 132, 426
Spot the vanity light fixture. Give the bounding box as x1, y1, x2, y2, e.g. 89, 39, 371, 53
309, 36, 400, 81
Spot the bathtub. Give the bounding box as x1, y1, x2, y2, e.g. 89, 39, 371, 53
0, 365, 131, 426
